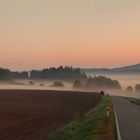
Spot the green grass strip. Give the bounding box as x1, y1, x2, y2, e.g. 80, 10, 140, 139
125, 97, 140, 105
48, 96, 110, 140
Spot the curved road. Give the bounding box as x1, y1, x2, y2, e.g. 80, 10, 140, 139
113, 96, 140, 140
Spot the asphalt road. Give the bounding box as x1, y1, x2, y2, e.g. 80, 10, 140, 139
113, 96, 140, 140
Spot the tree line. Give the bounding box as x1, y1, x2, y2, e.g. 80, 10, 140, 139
73, 76, 122, 90
0, 66, 87, 81
30, 66, 87, 80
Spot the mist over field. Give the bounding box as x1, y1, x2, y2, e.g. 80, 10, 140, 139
87, 73, 140, 98
0, 73, 140, 98
0, 80, 73, 91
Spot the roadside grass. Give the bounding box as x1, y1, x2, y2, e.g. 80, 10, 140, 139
48, 96, 115, 140
125, 97, 140, 105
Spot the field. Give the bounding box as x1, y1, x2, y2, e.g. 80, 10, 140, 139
0, 90, 100, 140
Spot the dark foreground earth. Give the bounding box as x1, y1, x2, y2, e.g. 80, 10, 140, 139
0, 90, 100, 140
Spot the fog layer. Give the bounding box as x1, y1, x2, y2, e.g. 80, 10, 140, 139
0, 74, 140, 98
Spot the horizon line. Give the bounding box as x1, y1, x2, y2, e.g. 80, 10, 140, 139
0, 62, 140, 72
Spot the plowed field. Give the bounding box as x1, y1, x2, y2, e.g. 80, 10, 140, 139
0, 90, 100, 140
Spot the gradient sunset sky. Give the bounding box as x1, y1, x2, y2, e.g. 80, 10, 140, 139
0, 0, 140, 70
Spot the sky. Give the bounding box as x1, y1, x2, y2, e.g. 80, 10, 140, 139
0, 0, 140, 70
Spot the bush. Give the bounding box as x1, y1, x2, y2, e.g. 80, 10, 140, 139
29, 81, 35, 85
131, 100, 134, 103
73, 80, 82, 88
100, 91, 105, 96
40, 83, 45, 87
126, 86, 133, 92
51, 81, 64, 87
135, 84, 140, 93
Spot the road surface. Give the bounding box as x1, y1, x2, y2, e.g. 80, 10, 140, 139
113, 96, 140, 140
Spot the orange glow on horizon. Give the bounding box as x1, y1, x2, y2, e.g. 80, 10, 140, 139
0, 0, 140, 70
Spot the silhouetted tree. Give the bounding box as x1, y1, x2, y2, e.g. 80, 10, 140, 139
51, 81, 64, 87
85, 76, 121, 90
126, 86, 133, 92
100, 91, 105, 96
12, 71, 29, 79
40, 83, 45, 87
0, 68, 12, 80
73, 80, 82, 88
0, 66, 87, 81
29, 81, 35, 85
135, 84, 140, 93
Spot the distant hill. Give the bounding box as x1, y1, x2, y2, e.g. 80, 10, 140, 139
81, 63, 140, 75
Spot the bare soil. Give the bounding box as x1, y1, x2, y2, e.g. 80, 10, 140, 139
0, 90, 100, 140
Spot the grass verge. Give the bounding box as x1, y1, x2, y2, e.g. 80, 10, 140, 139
125, 97, 140, 105
48, 96, 115, 140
